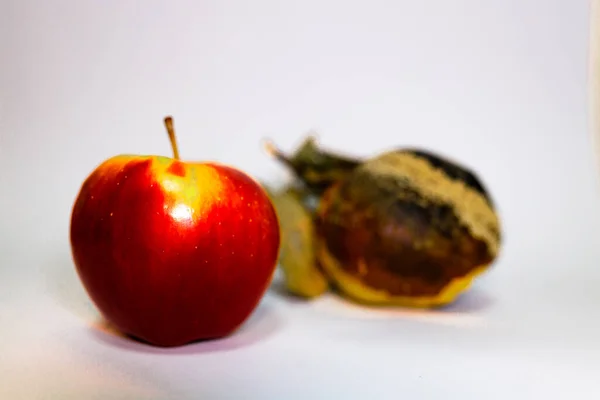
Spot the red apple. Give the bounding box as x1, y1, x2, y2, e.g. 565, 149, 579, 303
70, 117, 280, 347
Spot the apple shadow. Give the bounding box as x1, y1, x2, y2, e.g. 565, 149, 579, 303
87, 300, 283, 355
45, 250, 284, 355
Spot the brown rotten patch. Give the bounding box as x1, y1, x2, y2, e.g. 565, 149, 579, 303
315, 149, 501, 307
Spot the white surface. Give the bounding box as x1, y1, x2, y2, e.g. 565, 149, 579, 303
2, 0, 600, 399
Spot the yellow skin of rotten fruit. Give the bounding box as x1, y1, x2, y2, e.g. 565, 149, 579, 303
313, 150, 501, 308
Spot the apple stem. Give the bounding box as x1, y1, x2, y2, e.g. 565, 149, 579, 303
164, 116, 180, 160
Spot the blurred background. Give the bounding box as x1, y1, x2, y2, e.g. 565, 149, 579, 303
1, 1, 599, 399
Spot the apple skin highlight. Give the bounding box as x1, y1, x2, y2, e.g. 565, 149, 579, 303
70, 155, 281, 347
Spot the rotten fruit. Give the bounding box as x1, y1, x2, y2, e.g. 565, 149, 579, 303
264, 185, 329, 299
266, 136, 501, 308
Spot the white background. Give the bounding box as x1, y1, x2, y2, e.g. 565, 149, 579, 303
2, 0, 600, 398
